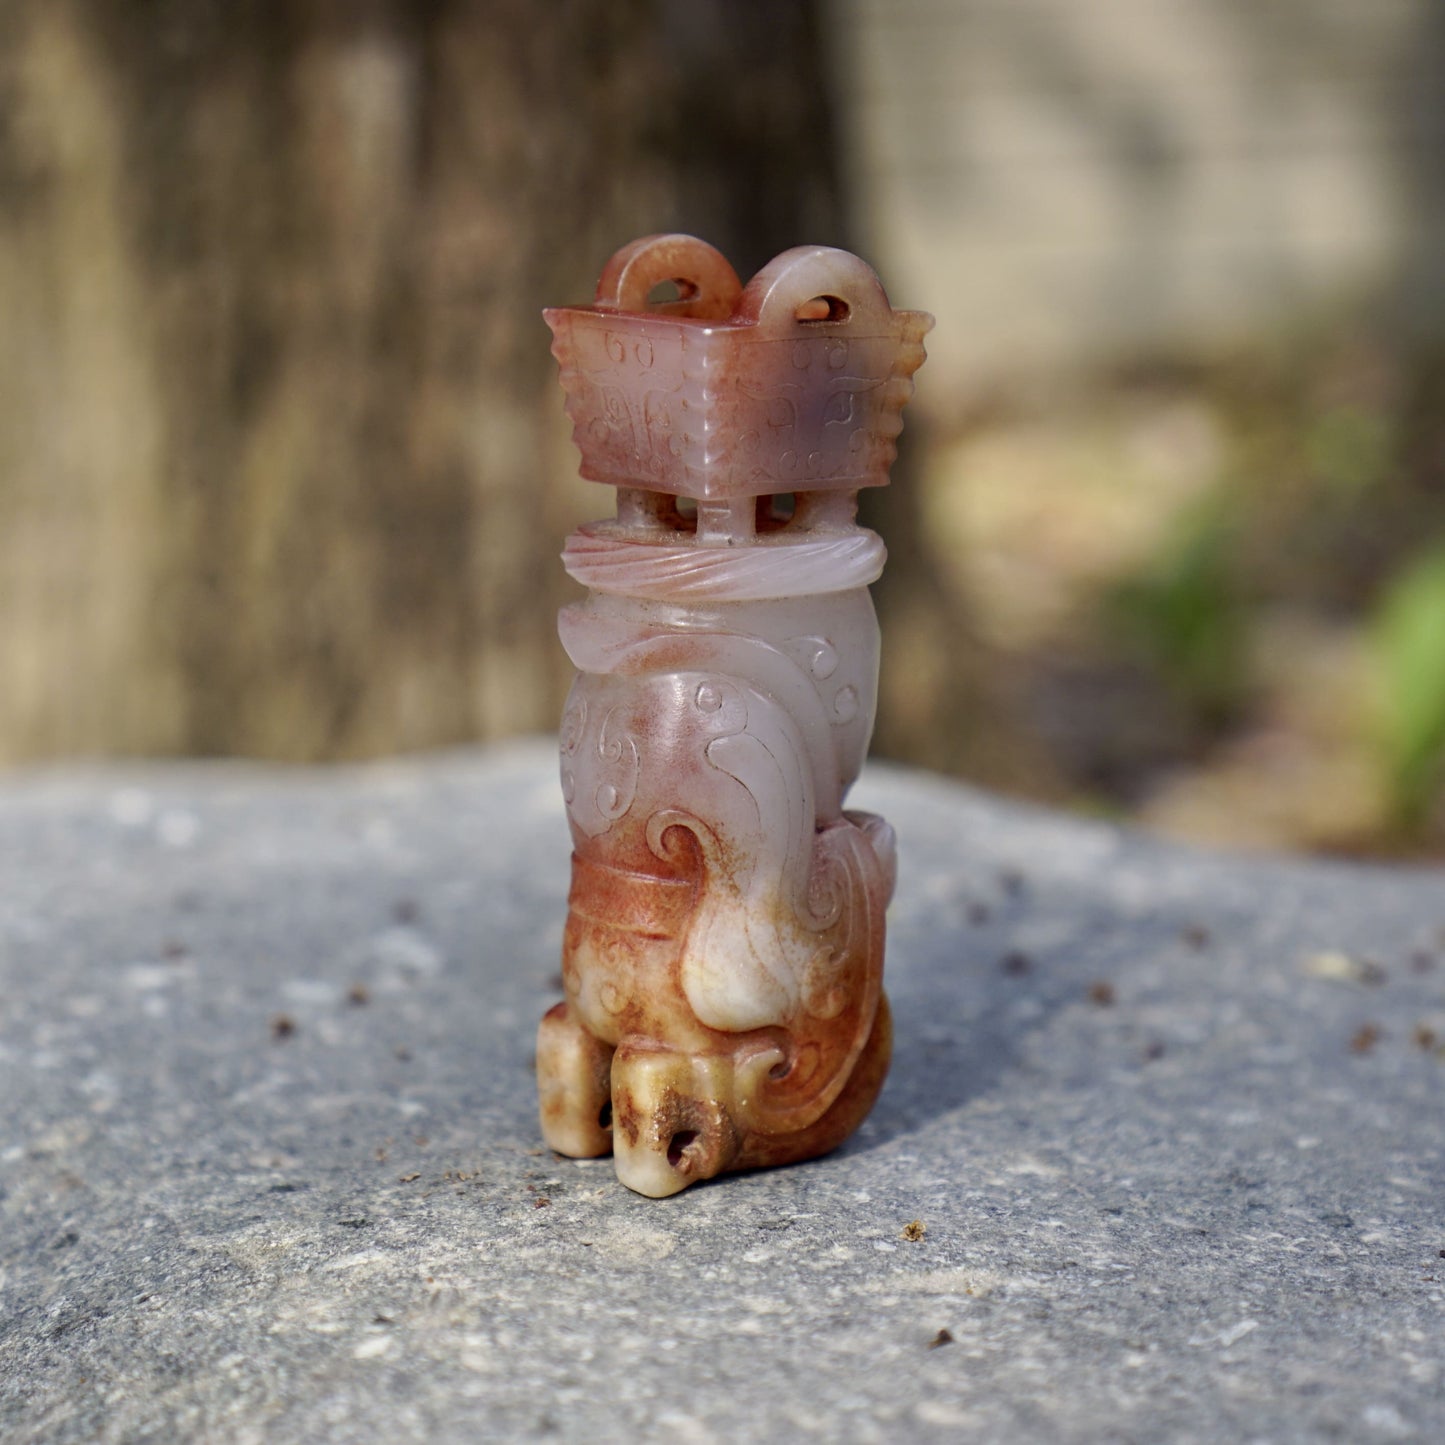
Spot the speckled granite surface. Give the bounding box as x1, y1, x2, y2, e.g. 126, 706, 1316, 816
1, 740, 1442, 1442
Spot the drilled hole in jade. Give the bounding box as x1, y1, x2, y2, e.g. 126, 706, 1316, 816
667, 1130, 700, 1168
795, 294, 850, 323
647, 277, 700, 307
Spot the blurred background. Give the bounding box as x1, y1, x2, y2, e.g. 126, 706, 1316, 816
2, 0, 1443, 857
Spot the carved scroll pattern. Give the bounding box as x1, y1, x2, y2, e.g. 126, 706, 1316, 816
559, 684, 641, 840
559, 633, 887, 1140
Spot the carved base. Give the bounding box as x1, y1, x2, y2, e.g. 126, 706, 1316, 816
536, 993, 891, 1198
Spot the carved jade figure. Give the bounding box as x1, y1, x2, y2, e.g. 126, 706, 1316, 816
538, 234, 931, 1197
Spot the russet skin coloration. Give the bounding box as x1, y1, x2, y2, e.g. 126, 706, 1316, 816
538, 234, 931, 1197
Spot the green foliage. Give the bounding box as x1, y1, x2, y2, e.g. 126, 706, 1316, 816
1107, 500, 1249, 729
1305, 406, 1395, 499
1376, 545, 1445, 830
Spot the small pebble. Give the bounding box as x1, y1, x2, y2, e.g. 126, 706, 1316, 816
1349, 1023, 1381, 1055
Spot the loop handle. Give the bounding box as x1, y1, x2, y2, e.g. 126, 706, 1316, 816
733, 245, 893, 336
594, 233, 742, 321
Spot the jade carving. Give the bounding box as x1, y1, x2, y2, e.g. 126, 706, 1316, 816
537, 234, 931, 1196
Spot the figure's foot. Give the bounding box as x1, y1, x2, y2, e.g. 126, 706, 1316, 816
609, 1042, 740, 1198
536, 1002, 615, 1157
602, 994, 892, 1196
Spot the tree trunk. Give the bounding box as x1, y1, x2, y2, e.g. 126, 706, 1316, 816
0, 0, 843, 761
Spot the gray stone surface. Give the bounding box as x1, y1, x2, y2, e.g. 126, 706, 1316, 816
1, 739, 1442, 1443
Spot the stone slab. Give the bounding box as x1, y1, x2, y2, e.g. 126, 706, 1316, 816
1, 741, 1442, 1442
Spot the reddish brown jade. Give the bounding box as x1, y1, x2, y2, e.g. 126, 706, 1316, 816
538, 234, 931, 1197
